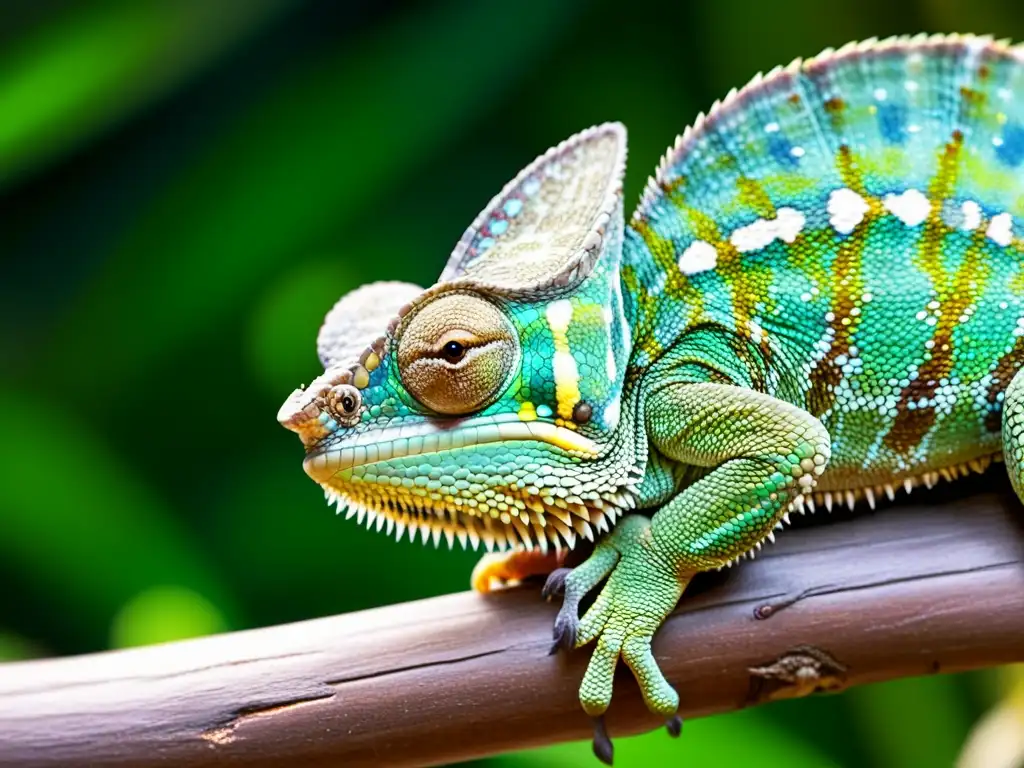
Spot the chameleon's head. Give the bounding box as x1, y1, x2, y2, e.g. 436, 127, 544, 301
278, 124, 641, 552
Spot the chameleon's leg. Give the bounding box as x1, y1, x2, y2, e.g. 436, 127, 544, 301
470, 549, 566, 593
1002, 368, 1024, 504
558, 383, 831, 727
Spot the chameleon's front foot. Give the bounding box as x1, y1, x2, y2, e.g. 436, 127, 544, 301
545, 515, 687, 761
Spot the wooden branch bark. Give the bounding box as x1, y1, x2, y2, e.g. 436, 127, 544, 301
1, 483, 1022, 768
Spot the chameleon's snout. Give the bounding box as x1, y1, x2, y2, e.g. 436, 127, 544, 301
277, 366, 363, 448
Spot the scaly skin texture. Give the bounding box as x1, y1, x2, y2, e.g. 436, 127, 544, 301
280, 34, 1024, 762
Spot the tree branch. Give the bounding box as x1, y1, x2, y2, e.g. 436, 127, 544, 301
1, 484, 1023, 767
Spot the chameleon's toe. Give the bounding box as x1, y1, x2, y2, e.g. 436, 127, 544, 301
572, 516, 685, 718
470, 548, 565, 593
549, 545, 620, 653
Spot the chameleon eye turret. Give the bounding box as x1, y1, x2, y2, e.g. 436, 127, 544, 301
396, 292, 518, 415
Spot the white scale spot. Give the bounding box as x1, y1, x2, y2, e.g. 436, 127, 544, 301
905, 80, 919, 93
606, 347, 617, 381
764, 121, 780, 133
790, 146, 805, 158
961, 200, 982, 231
604, 397, 621, 430
994, 136, 1005, 147
678, 240, 718, 274
873, 87, 888, 101
988, 212, 1014, 247
546, 299, 573, 331
748, 319, 765, 345
729, 207, 806, 253
883, 189, 931, 227
828, 188, 869, 235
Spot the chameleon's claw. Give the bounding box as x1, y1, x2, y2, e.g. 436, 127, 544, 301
541, 567, 572, 600
550, 604, 578, 654
591, 715, 614, 766
666, 714, 683, 737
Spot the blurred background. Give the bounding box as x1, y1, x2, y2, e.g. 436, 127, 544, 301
1, 1, 1023, 765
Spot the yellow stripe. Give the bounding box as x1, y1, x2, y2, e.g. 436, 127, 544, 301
546, 300, 581, 420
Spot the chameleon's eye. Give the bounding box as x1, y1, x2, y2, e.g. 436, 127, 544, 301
397, 292, 518, 415
326, 384, 361, 425
441, 340, 466, 364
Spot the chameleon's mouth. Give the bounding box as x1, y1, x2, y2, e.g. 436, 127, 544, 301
302, 415, 631, 552
302, 415, 601, 480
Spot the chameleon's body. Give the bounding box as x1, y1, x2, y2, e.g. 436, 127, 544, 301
279, 34, 1024, 760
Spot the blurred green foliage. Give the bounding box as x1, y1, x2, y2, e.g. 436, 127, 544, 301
1, 1, 1021, 765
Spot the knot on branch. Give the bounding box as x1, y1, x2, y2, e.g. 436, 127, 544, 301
747, 645, 848, 704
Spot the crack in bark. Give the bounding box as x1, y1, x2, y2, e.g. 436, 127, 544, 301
2, 649, 324, 698
324, 647, 506, 686
199, 648, 508, 747
751, 558, 1020, 619
201, 693, 337, 746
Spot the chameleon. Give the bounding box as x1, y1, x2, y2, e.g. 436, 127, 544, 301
278, 33, 1024, 762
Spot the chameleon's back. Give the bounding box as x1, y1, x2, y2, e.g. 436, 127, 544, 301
627, 35, 1024, 495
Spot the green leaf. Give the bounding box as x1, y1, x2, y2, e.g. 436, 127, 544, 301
0, 0, 292, 186
49, 0, 584, 404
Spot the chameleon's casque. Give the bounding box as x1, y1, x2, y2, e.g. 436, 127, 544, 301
280, 34, 1024, 759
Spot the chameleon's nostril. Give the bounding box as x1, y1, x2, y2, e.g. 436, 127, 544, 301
277, 388, 330, 447
277, 366, 363, 445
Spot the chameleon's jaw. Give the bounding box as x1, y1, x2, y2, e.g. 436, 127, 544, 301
302, 416, 601, 480
302, 415, 633, 552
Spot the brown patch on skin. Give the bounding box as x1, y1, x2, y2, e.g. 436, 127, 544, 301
806, 145, 876, 417
824, 97, 845, 114
823, 97, 846, 131
978, 64, 991, 80
984, 336, 1024, 433
659, 174, 686, 196
883, 133, 970, 452
884, 225, 991, 452
806, 230, 867, 417
959, 86, 986, 120
960, 86, 984, 104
